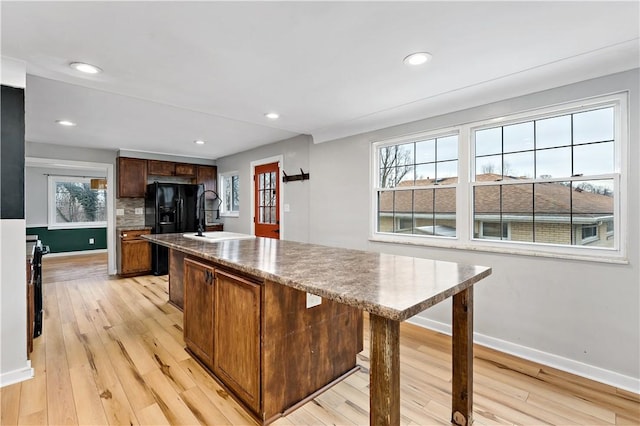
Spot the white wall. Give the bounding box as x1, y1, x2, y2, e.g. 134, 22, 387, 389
215, 134, 312, 243
308, 69, 640, 391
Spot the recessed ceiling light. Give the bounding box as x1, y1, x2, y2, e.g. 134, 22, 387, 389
56, 120, 76, 126
194, 140, 206, 145
69, 62, 102, 74
403, 52, 432, 66
264, 112, 280, 120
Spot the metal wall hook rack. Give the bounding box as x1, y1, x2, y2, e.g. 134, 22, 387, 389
282, 168, 310, 183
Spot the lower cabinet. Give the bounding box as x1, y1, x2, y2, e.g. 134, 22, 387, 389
119, 229, 151, 276
183, 258, 215, 367
182, 254, 361, 422
213, 270, 261, 412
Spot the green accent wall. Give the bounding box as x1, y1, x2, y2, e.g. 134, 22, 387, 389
26, 226, 107, 253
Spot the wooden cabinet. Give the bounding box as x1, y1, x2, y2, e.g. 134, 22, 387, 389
168, 249, 186, 309
181, 254, 360, 422
184, 258, 215, 368
148, 160, 175, 176
148, 160, 197, 177
175, 163, 196, 177
196, 165, 218, 196
119, 229, 151, 276
214, 270, 261, 412
117, 157, 147, 198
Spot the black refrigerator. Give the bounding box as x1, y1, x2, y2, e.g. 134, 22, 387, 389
145, 182, 203, 275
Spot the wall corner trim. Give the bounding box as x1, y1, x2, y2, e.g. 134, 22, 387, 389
407, 316, 640, 394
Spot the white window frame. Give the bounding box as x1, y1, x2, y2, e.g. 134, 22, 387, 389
48, 175, 107, 230
370, 92, 628, 263
371, 127, 461, 244
219, 170, 240, 217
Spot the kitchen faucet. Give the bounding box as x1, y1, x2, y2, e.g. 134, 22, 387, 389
196, 189, 222, 237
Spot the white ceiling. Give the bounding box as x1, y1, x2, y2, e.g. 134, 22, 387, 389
2, 1, 638, 160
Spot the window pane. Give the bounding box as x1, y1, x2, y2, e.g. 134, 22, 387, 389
482, 222, 506, 239
437, 135, 458, 161
536, 147, 571, 179
476, 155, 502, 178
395, 165, 415, 187
536, 115, 571, 149
474, 185, 501, 239
434, 188, 456, 237
436, 160, 457, 182
378, 191, 394, 232
503, 151, 534, 178
534, 182, 571, 245
416, 139, 435, 163
394, 190, 413, 233
503, 122, 534, 153
475, 127, 502, 156
380, 166, 396, 188
502, 184, 533, 242
232, 175, 239, 211
573, 107, 614, 144
572, 179, 614, 248
415, 163, 435, 184
54, 181, 106, 224
573, 142, 614, 176
413, 189, 434, 235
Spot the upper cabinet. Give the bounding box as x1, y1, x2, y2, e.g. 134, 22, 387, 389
117, 157, 147, 198
117, 156, 217, 198
148, 160, 197, 177
196, 165, 218, 196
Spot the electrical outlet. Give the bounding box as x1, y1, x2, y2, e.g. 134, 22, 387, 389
89, 238, 95, 244
284, 203, 290, 212
116, 208, 125, 216
135, 208, 144, 215
306, 293, 321, 308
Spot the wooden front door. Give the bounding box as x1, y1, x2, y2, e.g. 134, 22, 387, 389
254, 162, 280, 239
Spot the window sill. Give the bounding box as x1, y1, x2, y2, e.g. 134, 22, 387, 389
369, 234, 628, 265
220, 212, 239, 218
48, 222, 107, 230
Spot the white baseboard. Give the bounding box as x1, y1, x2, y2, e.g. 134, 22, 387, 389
407, 316, 640, 394
0, 362, 33, 388
45, 249, 107, 258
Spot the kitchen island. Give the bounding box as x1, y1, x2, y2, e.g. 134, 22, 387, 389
144, 233, 491, 426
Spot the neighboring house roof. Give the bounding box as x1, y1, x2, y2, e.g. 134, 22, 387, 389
380, 174, 613, 222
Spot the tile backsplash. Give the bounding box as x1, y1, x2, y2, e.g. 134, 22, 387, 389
116, 198, 145, 227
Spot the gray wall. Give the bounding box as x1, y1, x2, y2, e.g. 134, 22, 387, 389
25, 166, 106, 226
216, 134, 312, 243
309, 69, 639, 385
26, 141, 116, 164
217, 69, 639, 388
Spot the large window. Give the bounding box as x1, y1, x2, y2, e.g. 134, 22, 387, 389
48, 176, 107, 229
371, 93, 626, 261
220, 171, 240, 217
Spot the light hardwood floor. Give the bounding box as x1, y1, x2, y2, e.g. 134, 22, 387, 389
1, 252, 638, 425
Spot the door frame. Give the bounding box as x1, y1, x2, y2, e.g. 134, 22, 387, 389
25, 156, 116, 275
249, 155, 284, 239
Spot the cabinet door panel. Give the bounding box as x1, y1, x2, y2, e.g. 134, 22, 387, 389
175, 163, 196, 177
121, 239, 151, 274
184, 258, 214, 368
196, 165, 217, 198
214, 270, 261, 412
117, 157, 147, 198
148, 160, 175, 176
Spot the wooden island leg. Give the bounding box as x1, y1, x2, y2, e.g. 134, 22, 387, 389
369, 314, 400, 426
452, 287, 474, 426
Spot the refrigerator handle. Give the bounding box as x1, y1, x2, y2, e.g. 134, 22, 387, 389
177, 198, 183, 232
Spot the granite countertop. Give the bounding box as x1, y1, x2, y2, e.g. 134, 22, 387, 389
116, 225, 152, 231
143, 233, 492, 321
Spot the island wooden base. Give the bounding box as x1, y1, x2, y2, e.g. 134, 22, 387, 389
188, 346, 362, 425
369, 287, 475, 426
